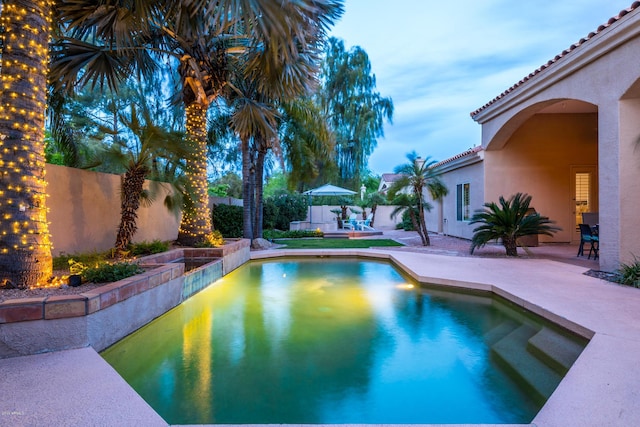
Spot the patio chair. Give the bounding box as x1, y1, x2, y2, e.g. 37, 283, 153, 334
577, 223, 599, 260
358, 213, 375, 231
342, 213, 358, 230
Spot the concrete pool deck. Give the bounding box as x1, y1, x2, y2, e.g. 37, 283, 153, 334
1, 231, 638, 426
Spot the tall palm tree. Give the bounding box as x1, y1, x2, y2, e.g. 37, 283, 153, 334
470, 193, 560, 256
226, 1, 343, 241
0, 1, 54, 288
388, 152, 448, 246
51, 0, 344, 246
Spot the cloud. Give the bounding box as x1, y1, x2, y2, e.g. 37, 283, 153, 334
330, 0, 633, 174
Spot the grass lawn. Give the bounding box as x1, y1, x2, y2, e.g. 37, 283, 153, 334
273, 238, 403, 249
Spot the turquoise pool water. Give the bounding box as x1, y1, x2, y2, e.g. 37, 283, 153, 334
102, 258, 585, 424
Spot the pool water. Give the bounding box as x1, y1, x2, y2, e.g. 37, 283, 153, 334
102, 258, 585, 424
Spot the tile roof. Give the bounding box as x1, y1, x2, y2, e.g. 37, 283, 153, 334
434, 145, 483, 168
380, 173, 405, 182
470, 1, 640, 118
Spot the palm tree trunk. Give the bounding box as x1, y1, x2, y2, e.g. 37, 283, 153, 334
241, 137, 254, 239
417, 200, 431, 246
503, 236, 518, 257
0, 1, 53, 289
254, 148, 267, 239
114, 166, 148, 254
178, 102, 213, 246
409, 210, 427, 246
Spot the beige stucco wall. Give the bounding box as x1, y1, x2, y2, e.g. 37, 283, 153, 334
46, 164, 180, 256
484, 113, 598, 243
426, 160, 485, 240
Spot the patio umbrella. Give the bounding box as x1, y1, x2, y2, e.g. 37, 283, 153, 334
303, 184, 357, 223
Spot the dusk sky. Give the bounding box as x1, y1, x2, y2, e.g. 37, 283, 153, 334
330, 0, 634, 175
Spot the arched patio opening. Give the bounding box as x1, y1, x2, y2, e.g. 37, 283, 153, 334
483, 99, 598, 244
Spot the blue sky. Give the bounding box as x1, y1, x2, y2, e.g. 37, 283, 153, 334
330, 0, 634, 174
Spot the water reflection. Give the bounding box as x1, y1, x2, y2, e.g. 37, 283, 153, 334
102, 259, 571, 424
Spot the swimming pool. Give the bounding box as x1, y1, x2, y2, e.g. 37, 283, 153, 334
102, 258, 587, 424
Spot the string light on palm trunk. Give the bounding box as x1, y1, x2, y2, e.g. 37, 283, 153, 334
179, 103, 213, 242
0, 1, 54, 287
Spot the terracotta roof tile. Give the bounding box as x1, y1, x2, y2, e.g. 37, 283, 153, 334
470, 2, 640, 118
434, 146, 483, 168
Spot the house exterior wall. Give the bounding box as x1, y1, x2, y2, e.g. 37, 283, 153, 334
425, 160, 484, 240
484, 113, 598, 243
46, 164, 180, 256
471, 8, 640, 270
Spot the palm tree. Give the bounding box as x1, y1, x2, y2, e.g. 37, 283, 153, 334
51, 0, 344, 246
389, 193, 424, 237
105, 95, 187, 255
470, 193, 560, 256
225, 2, 343, 241
388, 152, 448, 246
0, 1, 54, 288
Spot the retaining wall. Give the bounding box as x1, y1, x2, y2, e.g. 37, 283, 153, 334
0, 239, 250, 359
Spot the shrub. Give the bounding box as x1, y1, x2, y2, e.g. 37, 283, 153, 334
82, 262, 145, 283
397, 209, 415, 231
128, 240, 169, 256
68, 258, 144, 284
212, 203, 243, 238
54, 251, 109, 271
194, 230, 225, 248
617, 256, 640, 288
263, 229, 323, 240
264, 193, 308, 230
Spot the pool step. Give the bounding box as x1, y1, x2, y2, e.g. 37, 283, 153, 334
527, 327, 586, 375
483, 320, 518, 346
491, 325, 562, 403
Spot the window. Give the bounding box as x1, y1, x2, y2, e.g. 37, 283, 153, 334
456, 183, 470, 221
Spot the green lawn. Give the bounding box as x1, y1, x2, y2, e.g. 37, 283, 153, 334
273, 238, 403, 249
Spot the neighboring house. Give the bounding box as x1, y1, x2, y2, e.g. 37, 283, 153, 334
377, 173, 408, 195
428, 3, 640, 271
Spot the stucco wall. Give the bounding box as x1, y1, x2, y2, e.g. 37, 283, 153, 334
307, 204, 401, 229
484, 113, 598, 243
46, 164, 180, 256
425, 160, 485, 240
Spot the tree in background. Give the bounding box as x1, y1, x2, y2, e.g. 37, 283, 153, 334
319, 37, 393, 189
280, 97, 336, 190
388, 152, 447, 246
226, 1, 344, 241
209, 173, 243, 198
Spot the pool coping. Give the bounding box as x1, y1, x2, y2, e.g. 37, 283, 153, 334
2, 248, 639, 426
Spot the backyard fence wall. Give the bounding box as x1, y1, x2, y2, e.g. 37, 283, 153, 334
46, 164, 180, 256
306, 205, 402, 229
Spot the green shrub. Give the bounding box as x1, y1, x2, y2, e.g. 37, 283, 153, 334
212, 204, 243, 238
54, 251, 109, 271
81, 261, 144, 283
128, 240, 169, 256
263, 193, 307, 230
263, 229, 323, 240
397, 209, 415, 231
617, 256, 640, 288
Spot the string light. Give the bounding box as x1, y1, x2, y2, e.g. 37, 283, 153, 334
0, 1, 54, 288
178, 103, 215, 245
